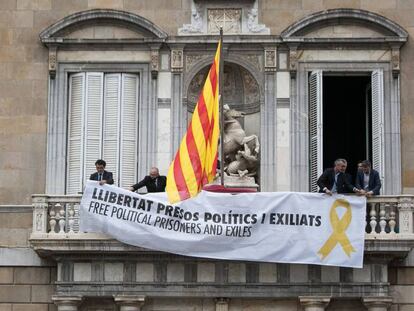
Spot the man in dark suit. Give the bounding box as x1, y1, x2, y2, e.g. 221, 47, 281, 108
129, 167, 166, 193
90, 159, 114, 185
317, 158, 360, 195
355, 160, 381, 195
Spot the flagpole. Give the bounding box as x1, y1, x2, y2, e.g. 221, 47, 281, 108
219, 27, 225, 187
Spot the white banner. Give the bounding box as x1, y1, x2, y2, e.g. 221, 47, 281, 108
80, 181, 366, 268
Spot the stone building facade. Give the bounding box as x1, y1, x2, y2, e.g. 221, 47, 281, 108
1, 0, 414, 310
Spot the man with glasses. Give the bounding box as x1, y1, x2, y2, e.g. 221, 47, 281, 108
129, 167, 166, 193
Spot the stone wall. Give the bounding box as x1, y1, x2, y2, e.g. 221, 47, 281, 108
0, 207, 56, 310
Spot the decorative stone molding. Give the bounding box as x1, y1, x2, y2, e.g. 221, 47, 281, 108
264, 49, 277, 72
48, 46, 57, 79
362, 297, 392, 311
40, 9, 168, 41
52, 295, 83, 311
186, 54, 210, 73
171, 49, 184, 72
299, 296, 331, 311
281, 9, 408, 40
215, 298, 229, 311
114, 295, 145, 311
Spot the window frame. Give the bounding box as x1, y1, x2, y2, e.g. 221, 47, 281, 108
291, 61, 401, 195
46, 63, 154, 194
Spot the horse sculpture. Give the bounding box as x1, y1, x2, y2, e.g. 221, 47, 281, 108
222, 105, 260, 177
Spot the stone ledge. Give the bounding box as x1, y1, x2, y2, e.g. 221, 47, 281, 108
53, 283, 390, 299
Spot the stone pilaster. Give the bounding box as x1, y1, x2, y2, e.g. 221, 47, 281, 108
261, 47, 277, 191
52, 295, 83, 311
114, 295, 145, 311
362, 297, 392, 311
299, 296, 331, 311
170, 47, 185, 156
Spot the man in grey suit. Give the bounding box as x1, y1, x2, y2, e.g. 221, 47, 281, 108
355, 160, 381, 195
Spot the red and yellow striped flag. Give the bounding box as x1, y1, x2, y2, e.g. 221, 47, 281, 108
166, 41, 221, 203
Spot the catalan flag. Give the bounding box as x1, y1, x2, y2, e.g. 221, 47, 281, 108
166, 41, 221, 203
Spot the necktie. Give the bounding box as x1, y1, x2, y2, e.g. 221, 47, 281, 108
332, 173, 338, 193
98, 173, 102, 181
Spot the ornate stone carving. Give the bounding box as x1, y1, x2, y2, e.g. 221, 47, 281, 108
391, 47, 400, 77
49, 46, 57, 79
208, 9, 241, 34
247, 8, 270, 34
178, 5, 203, 35
289, 45, 299, 77
186, 54, 209, 72
265, 49, 277, 71
171, 49, 183, 72
150, 49, 159, 79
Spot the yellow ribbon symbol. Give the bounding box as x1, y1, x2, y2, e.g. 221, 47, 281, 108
318, 198, 356, 259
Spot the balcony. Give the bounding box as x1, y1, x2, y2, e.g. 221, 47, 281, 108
30, 193, 414, 256
28, 193, 414, 299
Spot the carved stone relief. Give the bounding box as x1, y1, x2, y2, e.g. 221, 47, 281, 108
178, 0, 269, 35
265, 49, 277, 71
171, 49, 183, 72
208, 9, 242, 34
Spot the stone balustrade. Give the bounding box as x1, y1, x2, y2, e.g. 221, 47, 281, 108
31, 194, 414, 238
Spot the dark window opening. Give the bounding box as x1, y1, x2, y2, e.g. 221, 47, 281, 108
322, 75, 372, 183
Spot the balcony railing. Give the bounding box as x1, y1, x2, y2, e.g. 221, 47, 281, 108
31, 194, 414, 238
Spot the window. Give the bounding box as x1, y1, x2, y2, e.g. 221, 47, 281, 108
67, 72, 139, 194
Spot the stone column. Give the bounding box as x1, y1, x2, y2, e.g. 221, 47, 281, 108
114, 295, 145, 311
362, 297, 392, 311
170, 47, 184, 156
52, 295, 83, 311
299, 296, 331, 311
215, 298, 229, 311
261, 47, 277, 191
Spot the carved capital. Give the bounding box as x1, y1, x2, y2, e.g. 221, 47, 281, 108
265, 49, 277, 72
171, 49, 183, 72
114, 295, 145, 311
362, 297, 392, 311
215, 298, 229, 311
52, 295, 83, 311
299, 296, 331, 311
48, 46, 57, 79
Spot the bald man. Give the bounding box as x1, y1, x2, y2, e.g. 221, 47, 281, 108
129, 167, 166, 193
